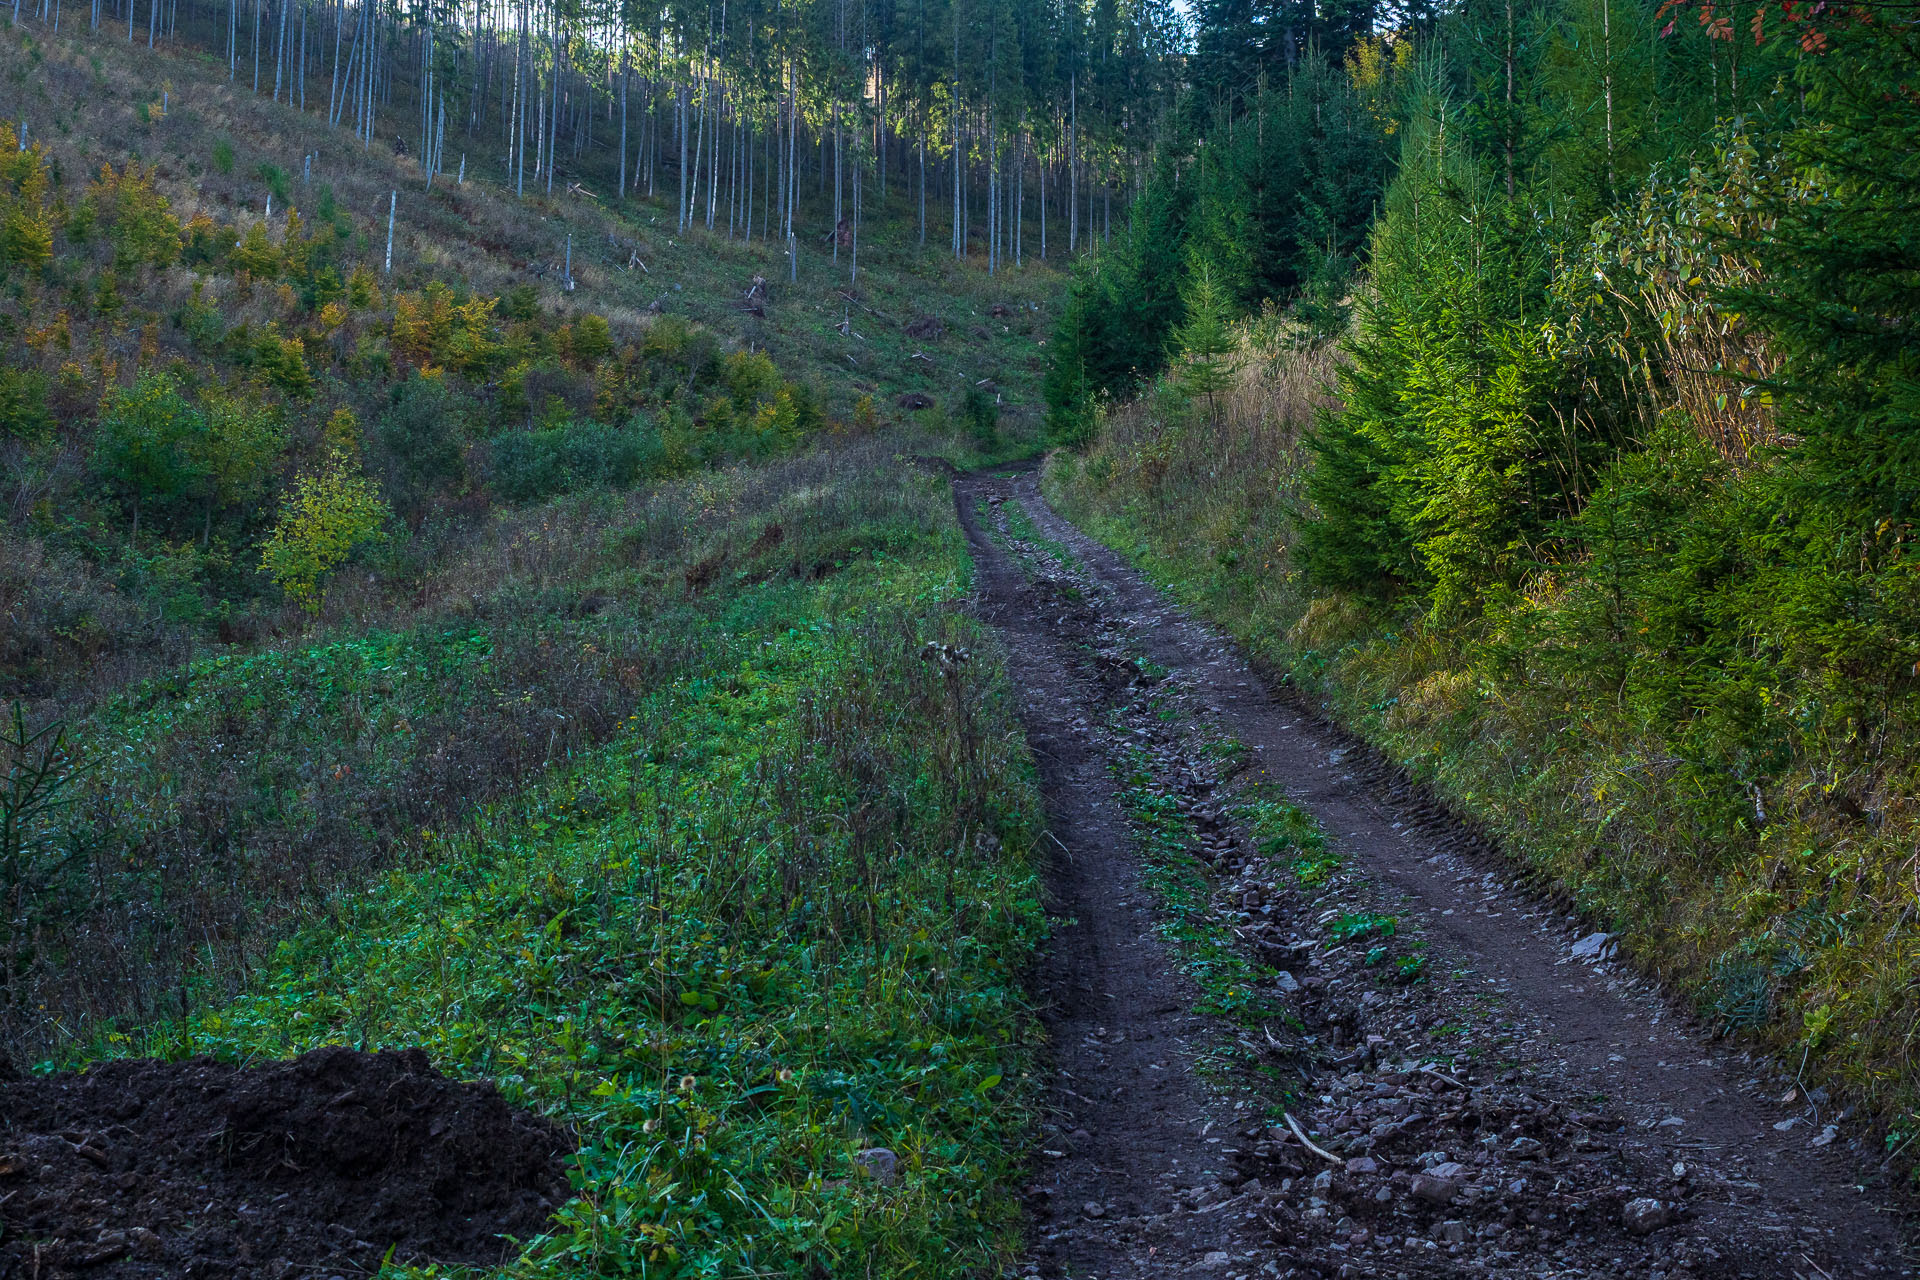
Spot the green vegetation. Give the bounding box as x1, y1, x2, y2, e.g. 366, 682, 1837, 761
1236, 794, 1338, 887
1048, 9, 1920, 1155
1112, 740, 1281, 1032
89, 449, 1046, 1276
0, 8, 1086, 1269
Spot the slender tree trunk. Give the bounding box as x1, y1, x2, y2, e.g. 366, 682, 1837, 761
677, 80, 689, 230
328, 0, 345, 125
951, 87, 961, 259
545, 33, 559, 193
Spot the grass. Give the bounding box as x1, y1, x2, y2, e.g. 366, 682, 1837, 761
63, 439, 1049, 1278
1109, 739, 1283, 1034
0, 13, 1091, 1279
0, 0, 1069, 1074
4, 437, 995, 1057
0, 14, 1059, 723
1044, 333, 1920, 1168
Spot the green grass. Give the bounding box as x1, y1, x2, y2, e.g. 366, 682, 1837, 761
1235, 793, 1340, 886
0, 20, 1079, 1278
1109, 739, 1281, 1034
75, 450, 1048, 1279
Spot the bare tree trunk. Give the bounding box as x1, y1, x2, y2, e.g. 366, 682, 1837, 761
544, 32, 559, 193
328, 0, 345, 124
683, 80, 698, 231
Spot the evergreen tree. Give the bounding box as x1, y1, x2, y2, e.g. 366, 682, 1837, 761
1735, 22, 1920, 518
1171, 261, 1239, 423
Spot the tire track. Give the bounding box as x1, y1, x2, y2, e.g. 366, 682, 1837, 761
955, 467, 1914, 1280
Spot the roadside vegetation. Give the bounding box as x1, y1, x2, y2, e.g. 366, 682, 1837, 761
1047, 9, 1920, 1164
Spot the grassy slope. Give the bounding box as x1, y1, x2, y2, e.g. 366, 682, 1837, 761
1044, 345, 1920, 1159
4, 22, 1057, 423
88, 441, 1048, 1278
1, 15, 1055, 716
0, 21, 1071, 1277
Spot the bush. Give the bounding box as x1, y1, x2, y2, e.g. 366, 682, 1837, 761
259, 454, 391, 611
256, 163, 291, 204
500, 283, 539, 321
0, 369, 52, 443
961, 387, 1000, 450
375, 375, 473, 520
94, 372, 207, 539
490, 418, 662, 504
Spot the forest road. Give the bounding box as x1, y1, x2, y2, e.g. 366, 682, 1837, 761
951, 466, 1914, 1280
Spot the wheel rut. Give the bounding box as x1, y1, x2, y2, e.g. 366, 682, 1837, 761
953, 468, 1914, 1280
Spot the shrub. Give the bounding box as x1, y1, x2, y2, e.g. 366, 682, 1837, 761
94, 372, 208, 539
0, 369, 52, 443
491, 418, 661, 504
500, 283, 539, 321
255, 163, 291, 204
252, 330, 314, 397
564, 313, 614, 365
259, 453, 390, 611
961, 387, 1000, 450
374, 374, 473, 520
229, 222, 281, 284
212, 138, 234, 174
0, 144, 54, 276
84, 161, 183, 272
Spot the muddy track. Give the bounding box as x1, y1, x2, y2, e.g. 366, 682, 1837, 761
953, 468, 1914, 1280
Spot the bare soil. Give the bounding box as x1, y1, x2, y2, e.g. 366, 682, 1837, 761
955, 468, 1916, 1280
0, 1047, 572, 1279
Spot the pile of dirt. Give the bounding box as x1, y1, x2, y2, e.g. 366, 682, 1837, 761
0, 1046, 574, 1279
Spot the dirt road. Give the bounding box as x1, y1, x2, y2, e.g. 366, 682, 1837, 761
955, 468, 1913, 1280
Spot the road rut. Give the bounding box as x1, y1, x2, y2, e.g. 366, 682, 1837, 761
955, 467, 1913, 1280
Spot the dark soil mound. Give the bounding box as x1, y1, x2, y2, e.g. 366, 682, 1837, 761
0, 1046, 574, 1279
